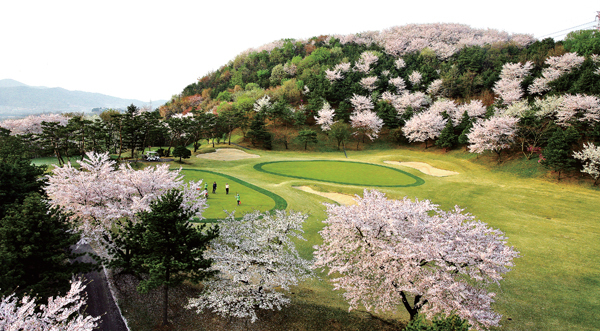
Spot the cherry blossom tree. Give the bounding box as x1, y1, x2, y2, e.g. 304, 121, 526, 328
187, 210, 313, 323
426, 79, 444, 97
350, 109, 384, 148
467, 116, 518, 161
0, 114, 69, 136
408, 71, 423, 87
389, 77, 407, 93
360, 76, 378, 92
316, 102, 336, 131
382, 91, 430, 115
253, 95, 272, 113
429, 99, 459, 123
45, 151, 207, 259
395, 58, 406, 69
555, 94, 600, 127
0, 279, 100, 331
349, 94, 374, 112
573, 142, 600, 185
529, 52, 585, 94
313, 190, 519, 330
325, 62, 351, 82
354, 51, 379, 74
492, 62, 533, 105
402, 110, 447, 148
457, 100, 487, 120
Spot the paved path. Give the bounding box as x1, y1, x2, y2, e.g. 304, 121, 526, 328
73, 244, 128, 331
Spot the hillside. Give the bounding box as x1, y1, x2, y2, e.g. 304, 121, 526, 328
0, 79, 167, 119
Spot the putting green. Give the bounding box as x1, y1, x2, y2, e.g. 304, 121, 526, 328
254, 160, 424, 187
180, 169, 286, 222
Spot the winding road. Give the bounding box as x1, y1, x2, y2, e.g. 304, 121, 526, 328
73, 244, 128, 331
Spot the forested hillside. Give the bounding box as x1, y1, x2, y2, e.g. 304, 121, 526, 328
157, 23, 600, 182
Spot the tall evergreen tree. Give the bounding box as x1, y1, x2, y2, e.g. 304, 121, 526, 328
0, 193, 96, 298
435, 119, 457, 151
540, 127, 578, 180
115, 189, 218, 326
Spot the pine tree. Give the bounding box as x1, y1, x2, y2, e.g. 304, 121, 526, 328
435, 119, 457, 151
0, 193, 96, 298
117, 189, 218, 326
540, 127, 578, 180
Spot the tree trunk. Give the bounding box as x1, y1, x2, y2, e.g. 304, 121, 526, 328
162, 283, 169, 326
399, 291, 419, 321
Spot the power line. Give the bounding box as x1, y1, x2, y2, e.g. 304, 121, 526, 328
539, 20, 596, 39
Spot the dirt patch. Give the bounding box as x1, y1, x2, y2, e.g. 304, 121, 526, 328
383, 161, 458, 177
293, 186, 357, 206
196, 149, 260, 161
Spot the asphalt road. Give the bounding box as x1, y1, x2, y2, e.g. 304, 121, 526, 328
73, 244, 128, 331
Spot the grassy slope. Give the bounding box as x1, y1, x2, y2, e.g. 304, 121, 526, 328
116, 142, 599, 330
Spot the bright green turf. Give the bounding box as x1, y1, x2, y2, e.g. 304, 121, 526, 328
254, 160, 424, 187
179, 169, 286, 221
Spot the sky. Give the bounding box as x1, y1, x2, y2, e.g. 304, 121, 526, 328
1, 1, 598, 102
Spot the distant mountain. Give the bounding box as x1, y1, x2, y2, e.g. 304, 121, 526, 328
0, 79, 167, 119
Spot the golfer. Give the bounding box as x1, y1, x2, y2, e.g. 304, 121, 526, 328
236, 193, 240, 206
225, 183, 229, 194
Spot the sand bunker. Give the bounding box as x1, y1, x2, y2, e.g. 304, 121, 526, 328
293, 186, 357, 206
383, 161, 459, 177
196, 148, 260, 161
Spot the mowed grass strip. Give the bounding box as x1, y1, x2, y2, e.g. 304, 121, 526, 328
180, 169, 286, 222
254, 160, 424, 187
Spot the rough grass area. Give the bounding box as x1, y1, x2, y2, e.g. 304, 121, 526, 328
114, 273, 405, 331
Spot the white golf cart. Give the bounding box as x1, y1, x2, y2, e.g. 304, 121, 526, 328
143, 150, 161, 161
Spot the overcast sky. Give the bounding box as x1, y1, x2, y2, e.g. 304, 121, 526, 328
1, 1, 598, 102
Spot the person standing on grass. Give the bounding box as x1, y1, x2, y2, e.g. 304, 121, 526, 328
236, 193, 240, 205
225, 183, 229, 194
213, 181, 217, 194
204, 183, 208, 192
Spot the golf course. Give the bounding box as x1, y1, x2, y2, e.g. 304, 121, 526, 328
110, 144, 600, 331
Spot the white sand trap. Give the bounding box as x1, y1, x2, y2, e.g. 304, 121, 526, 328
383, 161, 459, 177
294, 186, 357, 206
196, 148, 260, 161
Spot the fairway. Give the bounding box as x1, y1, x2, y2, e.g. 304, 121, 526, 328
254, 160, 424, 187
180, 169, 286, 222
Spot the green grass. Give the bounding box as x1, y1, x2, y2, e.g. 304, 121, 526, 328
58, 145, 599, 330
254, 160, 424, 187
179, 169, 286, 222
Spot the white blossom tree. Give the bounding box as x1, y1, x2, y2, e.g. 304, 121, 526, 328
0, 279, 100, 331
350, 109, 384, 148
360, 76, 378, 92
402, 110, 447, 148
389, 77, 407, 93
313, 190, 518, 330
573, 142, 600, 185
555, 94, 600, 127
408, 71, 423, 87
354, 51, 379, 73
187, 210, 313, 323
0, 113, 69, 136
45, 151, 207, 259
349, 94, 374, 112
492, 62, 533, 105
316, 102, 336, 131
457, 100, 487, 119
253, 95, 272, 113
466, 116, 518, 160
426, 79, 444, 97
529, 52, 585, 94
